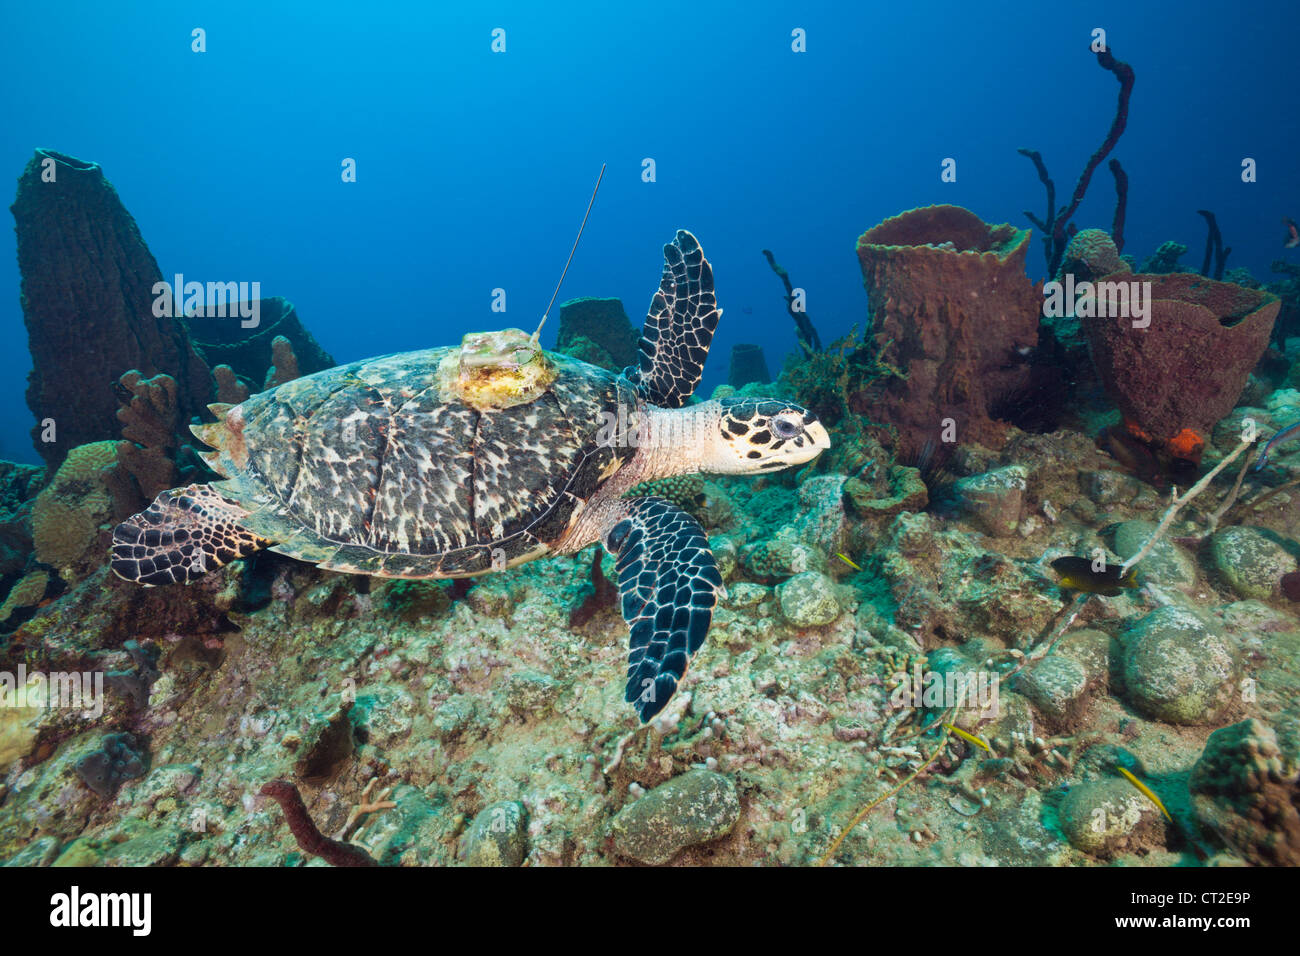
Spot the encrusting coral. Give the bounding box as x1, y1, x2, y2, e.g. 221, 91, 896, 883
30, 440, 122, 578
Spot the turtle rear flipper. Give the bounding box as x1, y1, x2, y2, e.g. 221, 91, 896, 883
602, 496, 724, 722
627, 229, 721, 408
111, 484, 270, 586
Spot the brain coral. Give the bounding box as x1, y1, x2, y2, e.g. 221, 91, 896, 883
1059, 229, 1130, 282
32, 440, 122, 575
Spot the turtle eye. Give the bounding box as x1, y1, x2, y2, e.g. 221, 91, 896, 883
772, 414, 801, 439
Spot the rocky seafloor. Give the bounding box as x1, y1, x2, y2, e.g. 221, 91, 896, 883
1, 369, 1298, 868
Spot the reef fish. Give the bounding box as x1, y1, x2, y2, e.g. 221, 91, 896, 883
1285, 217, 1300, 249
1050, 556, 1138, 596
1254, 420, 1300, 471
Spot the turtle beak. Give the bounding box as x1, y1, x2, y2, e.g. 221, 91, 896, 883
807, 421, 831, 454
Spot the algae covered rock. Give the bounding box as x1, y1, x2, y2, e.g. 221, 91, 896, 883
1209, 526, 1298, 599
953, 466, 1027, 536
611, 769, 740, 864
0, 568, 50, 626
1054, 628, 1114, 689
461, 800, 529, 867
1120, 606, 1239, 725
843, 465, 928, 519
1057, 777, 1165, 858
776, 571, 841, 627
1114, 520, 1195, 586
74, 732, 149, 798
1013, 655, 1090, 727
503, 670, 561, 718
0, 676, 43, 768
1189, 716, 1300, 865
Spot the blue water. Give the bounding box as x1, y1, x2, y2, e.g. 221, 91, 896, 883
1, 0, 1296, 464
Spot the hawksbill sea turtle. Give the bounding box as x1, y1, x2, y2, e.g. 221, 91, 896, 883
112, 230, 830, 721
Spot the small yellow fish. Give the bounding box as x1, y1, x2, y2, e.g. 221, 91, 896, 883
834, 552, 862, 571
1118, 766, 1172, 821
944, 723, 992, 754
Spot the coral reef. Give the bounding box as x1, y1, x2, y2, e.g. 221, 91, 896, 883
3, 157, 1300, 873
11, 150, 212, 467
1058, 228, 1130, 282
114, 370, 180, 500
260, 779, 377, 866
212, 364, 250, 405
0, 461, 42, 582
1082, 272, 1280, 453
854, 205, 1040, 456
1197, 209, 1231, 279
1268, 259, 1300, 344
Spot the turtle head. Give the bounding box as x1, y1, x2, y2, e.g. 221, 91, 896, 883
707, 397, 830, 474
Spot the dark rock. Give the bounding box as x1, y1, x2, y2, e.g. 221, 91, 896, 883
1120, 605, 1239, 725
105, 639, 162, 709
1057, 778, 1166, 858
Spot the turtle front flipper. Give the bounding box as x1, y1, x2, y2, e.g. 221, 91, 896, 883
602, 497, 724, 722
111, 484, 271, 586
627, 229, 721, 409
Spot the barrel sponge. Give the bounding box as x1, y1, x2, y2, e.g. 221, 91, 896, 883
1083, 273, 1280, 447
854, 205, 1041, 457
32, 440, 122, 573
